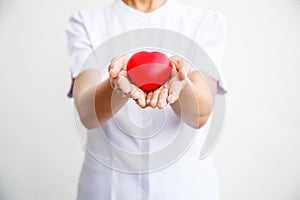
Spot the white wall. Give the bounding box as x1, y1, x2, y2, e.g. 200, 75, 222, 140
189, 0, 300, 199
0, 0, 299, 199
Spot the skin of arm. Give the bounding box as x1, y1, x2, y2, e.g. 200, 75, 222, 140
119, 1, 218, 128
73, 55, 217, 130
170, 71, 217, 129
71, 0, 163, 129
71, 0, 218, 130
73, 55, 147, 129
146, 56, 218, 129
73, 69, 129, 129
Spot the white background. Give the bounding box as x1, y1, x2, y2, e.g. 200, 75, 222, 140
0, 0, 299, 199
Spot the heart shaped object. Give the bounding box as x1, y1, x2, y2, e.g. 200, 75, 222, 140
127, 51, 172, 91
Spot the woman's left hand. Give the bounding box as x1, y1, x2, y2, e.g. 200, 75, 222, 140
146, 55, 191, 109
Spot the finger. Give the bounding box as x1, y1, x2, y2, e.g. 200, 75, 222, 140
170, 59, 186, 80
130, 84, 144, 100
176, 61, 188, 80
146, 91, 153, 106
109, 64, 122, 79
169, 64, 178, 77
131, 86, 146, 108
167, 93, 177, 104
150, 87, 162, 108
136, 94, 146, 108
167, 80, 187, 104
167, 83, 179, 104
170, 56, 190, 80
109, 54, 130, 78
157, 86, 169, 109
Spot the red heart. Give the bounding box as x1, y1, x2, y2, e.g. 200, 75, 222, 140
127, 51, 172, 91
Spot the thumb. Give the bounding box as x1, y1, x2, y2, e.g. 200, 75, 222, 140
109, 54, 130, 78
170, 56, 190, 80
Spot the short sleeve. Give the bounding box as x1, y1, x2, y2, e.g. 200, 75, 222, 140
65, 11, 93, 78
197, 10, 228, 94
65, 11, 94, 97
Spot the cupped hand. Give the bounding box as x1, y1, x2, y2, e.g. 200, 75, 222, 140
146, 55, 191, 109
108, 54, 147, 108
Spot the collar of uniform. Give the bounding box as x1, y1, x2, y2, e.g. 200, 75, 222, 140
113, 0, 172, 21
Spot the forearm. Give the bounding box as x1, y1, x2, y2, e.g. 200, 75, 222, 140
75, 77, 129, 129
94, 78, 129, 126
170, 71, 216, 129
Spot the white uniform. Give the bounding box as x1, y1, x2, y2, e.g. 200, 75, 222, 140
66, 0, 228, 199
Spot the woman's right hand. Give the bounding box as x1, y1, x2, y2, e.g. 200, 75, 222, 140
108, 54, 147, 108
